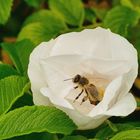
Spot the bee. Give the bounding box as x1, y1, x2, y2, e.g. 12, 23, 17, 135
65, 74, 102, 105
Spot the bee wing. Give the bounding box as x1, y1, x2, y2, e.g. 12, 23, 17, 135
85, 84, 99, 101
84, 74, 109, 89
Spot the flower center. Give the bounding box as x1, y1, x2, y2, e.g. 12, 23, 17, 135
64, 73, 110, 115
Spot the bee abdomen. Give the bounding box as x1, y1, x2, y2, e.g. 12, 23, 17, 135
90, 100, 100, 105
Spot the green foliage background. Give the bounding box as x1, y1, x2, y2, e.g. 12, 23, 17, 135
0, 0, 140, 139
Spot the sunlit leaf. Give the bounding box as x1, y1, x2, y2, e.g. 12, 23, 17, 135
2, 39, 35, 75
0, 106, 77, 139
49, 0, 84, 26
95, 123, 140, 140
0, 0, 13, 24
0, 76, 28, 115
104, 6, 140, 36
18, 17, 67, 45
121, 0, 140, 13
110, 130, 140, 140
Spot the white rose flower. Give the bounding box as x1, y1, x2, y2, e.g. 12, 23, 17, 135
28, 27, 138, 130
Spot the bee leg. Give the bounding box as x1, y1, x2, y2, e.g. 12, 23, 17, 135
80, 96, 88, 105
74, 86, 78, 89
73, 89, 84, 103
85, 88, 89, 95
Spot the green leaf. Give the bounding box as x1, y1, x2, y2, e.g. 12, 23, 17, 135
18, 16, 67, 45
131, 0, 140, 5
0, 0, 13, 24
0, 64, 18, 79
0, 76, 29, 115
92, 8, 108, 21
23, 9, 67, 27
73, 128, 97, 139
121, 0, 134, 9
112, 0, 121, 6
61, 135, 88, 140
89, 138, 100, 140
127, 26, 140, 64
137, 99, 140, 107
24, 0, 44, 8
84, 8, 96, 23
9, 132, 58, 140
133, 44, 140, 63
11, 93, 34, 110
110, 130, 140, 140
103, 6, 140, 36
0, 106, 77, 139
121, 0, 140, 13
49, 0, 84, 26
95, 123, 140, 140
2, 39, 35, 75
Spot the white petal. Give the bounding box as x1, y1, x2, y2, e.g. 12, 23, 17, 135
50, 27, 112, 58
50, 27, 137, 66
39, 55, 135, 117
48, 99, 108, 129
78, 116, 108, 130
104, 93, 136, 116
40, 54, 131, 97
39, 55, 84, 100
40, 87, 108, 130
30, 40, 55, 61
28, 40, 55, 105
40, 87, 74, 109
89, 69, 137, 117
103, 67, 137, 108
101, 76, 123, 111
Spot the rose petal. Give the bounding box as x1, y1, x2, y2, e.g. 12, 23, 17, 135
89, 69, 137, 117
50, 27, 112, 58
40, 87, 74, 109
103, 67, 137, 110
50, 27, 137, 66
39, 54, 134, 117
55, 103, 108, 130
104, 93, 136, 116
40, 55, 130, 96
79, 115, 108, 130
28, 40, 55, 105
40, 87, 108, 130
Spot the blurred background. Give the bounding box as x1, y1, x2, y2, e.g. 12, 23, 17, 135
0, 0, 140, 121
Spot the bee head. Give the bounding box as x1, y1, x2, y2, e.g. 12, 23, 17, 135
73, 74, 81, 83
